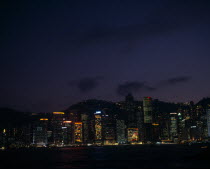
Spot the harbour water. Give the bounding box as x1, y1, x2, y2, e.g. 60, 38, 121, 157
0, 145, 209, 169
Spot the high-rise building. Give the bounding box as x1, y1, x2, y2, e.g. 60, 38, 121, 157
116, 120, 126, 144
63, 121, 73, 145
169, 113, 178, 143
177, 111, 187, 143
143, 97, 153, 123
94, 111, 102, 144
0, 129, 6, 148
136, 108, 144, 142
32, 118, 48, 147
151, 99, 160, 142
160, 124, 170, 141
143, 97, 153, 142
103, 113, 116, 145
74, 122, 83, 143
127, 128, 138, 143
52, 112, 65, 146
81, 113, 91, 144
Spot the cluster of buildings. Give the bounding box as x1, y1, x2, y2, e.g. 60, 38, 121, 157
1, 95, 210, 148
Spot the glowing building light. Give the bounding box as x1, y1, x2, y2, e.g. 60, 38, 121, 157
191, 126, 197, 128
95, 114, 102, 141
170, 113, 177, 115
143, 97, 152, 123
40, 118, 48, 121
127, 128, 138, 143
75, 122, 82, 124
74, 122, 83, 143
64, 121, 72, 123
53, 112, 65, 115
95, 111, 101, 114
62, 127, 67, 129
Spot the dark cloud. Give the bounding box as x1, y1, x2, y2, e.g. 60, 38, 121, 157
71, 76, 103, 93
117, 76, 192, 96
117, 81, 156, 96
155, 76, 192, 89
167, 76, 192, 85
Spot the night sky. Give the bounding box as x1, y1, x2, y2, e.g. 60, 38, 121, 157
1, 0, 210, 112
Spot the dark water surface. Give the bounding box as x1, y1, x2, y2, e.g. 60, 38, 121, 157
0, 145, 210, 169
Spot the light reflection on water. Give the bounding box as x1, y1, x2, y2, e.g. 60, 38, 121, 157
0, 145, 210, 169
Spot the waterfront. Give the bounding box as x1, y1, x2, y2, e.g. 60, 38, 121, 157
0, 145, 210, 169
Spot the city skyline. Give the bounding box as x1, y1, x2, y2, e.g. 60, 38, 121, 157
1, 95, 210, 148
1, 0, 210, 112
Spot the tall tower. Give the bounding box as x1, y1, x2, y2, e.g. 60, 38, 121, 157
143, 97, 153, 123
81, 113, 89, 144
74, 122, 83, 143
116, 120, 126, 144
52, 112, 65, 146
143, 97, 153, 143
169, 113, 178, 143
94, 111, 103, 145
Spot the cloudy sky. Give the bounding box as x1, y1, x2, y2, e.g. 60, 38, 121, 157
1, 0, 210, 112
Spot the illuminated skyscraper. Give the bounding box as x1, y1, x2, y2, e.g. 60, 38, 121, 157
127, 128, 138, 143
81, 113, 90, 144
52, 112, 65, 145
169, 113, 178, 143
94, 111, 102, 144
63, 121, 73, 145
103, 113, 116, 145
116, 120, 126, 144
32, 118, 48, 147
136, 109, 144, 142
74, 122, 83, 143
177, 112, 187, 143
143, 97, 153, 123
143, 97, 153, 142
